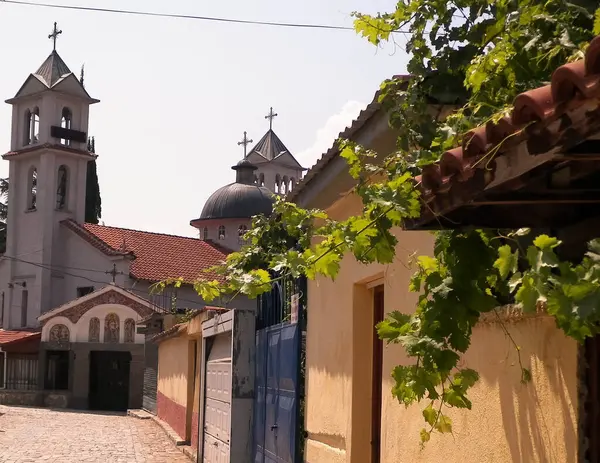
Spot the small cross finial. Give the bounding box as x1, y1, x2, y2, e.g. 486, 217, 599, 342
105, 263, 123, 284
48, 22, 62, 52
265, 107, 278, 130
237, 131, 253, 158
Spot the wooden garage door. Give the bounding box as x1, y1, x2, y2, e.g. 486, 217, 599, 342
203, 333, 232, 463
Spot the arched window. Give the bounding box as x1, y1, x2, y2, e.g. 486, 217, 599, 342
218, 225, 226, 240
124, 319, 135, 343
88, 317, 100, 342
259, 173, 265, 187
24, 109, 31, 145
56, 165, 68, 210
61, 107, 72, 146
282, 176, 289, 194
27, 167, 37, 211
203, 227, 209, 240
275, 174, 281, 194
238, 224, 248, 244
104, 313, 120, 343
32, 107, 40, 143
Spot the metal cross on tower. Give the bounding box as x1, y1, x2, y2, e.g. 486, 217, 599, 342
265, 107, 278, 130
48, 22, 62, 51
237, 131, 253, 157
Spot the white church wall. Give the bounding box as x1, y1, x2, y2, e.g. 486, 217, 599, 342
193, 217, 251, 252
127, 279, 207, 311
253, 158, 302, 195
61, 229, 130, 303
41, 304, 144, 344
11, 160, 43, 261
75, 303, 145, 344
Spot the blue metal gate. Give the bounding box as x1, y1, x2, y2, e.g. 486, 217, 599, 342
254, 276, 306, 463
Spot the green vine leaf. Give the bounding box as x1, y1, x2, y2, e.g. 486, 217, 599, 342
495, 245, 519, 280
193, 280, 223, 302
422, 403, 437, 426
508, 272, 522, 293
420, 428, 431, 443
435, 414, 453, 434
187, 0, 599, 445
515, 274, 539, 312
533, 234, 561, 250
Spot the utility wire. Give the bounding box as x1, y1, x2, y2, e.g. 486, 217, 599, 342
2, 0, 364, 32
2, 253, 221, 308
1, 0, 427, 36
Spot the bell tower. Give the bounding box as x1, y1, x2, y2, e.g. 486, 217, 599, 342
1, 24, 100, 328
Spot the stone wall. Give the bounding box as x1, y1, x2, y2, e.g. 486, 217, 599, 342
0, 390, 70, 408
0, 390, 43, 406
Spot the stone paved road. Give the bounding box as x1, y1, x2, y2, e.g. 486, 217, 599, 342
0, 405, 191, 463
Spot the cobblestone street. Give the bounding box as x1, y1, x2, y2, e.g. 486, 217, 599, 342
0, 405, 191, 463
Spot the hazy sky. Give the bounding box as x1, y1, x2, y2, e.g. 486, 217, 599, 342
0, 0, 408, 237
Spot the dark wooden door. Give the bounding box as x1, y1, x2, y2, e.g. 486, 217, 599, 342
89, 351, 131, 411
372, 286, 385, 463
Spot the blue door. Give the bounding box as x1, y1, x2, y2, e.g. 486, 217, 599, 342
254, 323, 300, 463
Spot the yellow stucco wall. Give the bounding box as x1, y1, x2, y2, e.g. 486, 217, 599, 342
193, 340, 202, 413
157, 336, 191, 407
304, 192, 578, 463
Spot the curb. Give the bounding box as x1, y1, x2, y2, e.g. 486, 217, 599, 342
127, 409, 196, 461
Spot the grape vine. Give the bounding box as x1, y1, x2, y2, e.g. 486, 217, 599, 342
186, 0, 600, 443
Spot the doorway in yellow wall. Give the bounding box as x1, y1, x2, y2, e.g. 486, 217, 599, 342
371, 286, 384, 463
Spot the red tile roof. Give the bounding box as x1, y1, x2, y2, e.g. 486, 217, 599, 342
415, 35, 600, 222
0, 329, 40, 346
62, 221, 230, 283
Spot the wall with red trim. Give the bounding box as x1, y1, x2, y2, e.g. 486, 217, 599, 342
157, 390, 187, 440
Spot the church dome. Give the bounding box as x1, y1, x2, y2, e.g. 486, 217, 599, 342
199, 159, 274, 220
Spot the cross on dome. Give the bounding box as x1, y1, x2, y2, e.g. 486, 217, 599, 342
237, 131, 253, 158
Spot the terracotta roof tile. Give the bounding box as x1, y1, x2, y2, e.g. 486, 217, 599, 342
416, 35, 600, 222
62, 221, 230, 283
0, 329, 41, 346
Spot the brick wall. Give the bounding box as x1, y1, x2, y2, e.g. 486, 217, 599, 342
157, 390, 187, 441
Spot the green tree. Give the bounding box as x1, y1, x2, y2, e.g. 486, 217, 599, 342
85, 136, 102, 224
187, 0, 600, 442
0, 177, 8, 253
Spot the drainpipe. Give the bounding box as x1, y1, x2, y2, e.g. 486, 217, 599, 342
0, 347, 6, 389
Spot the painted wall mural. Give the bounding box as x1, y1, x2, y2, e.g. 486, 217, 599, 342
89, 317, 100, 342
49, 324, 70, 342
104, 313, 120, 343
124, 318, 135, 343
